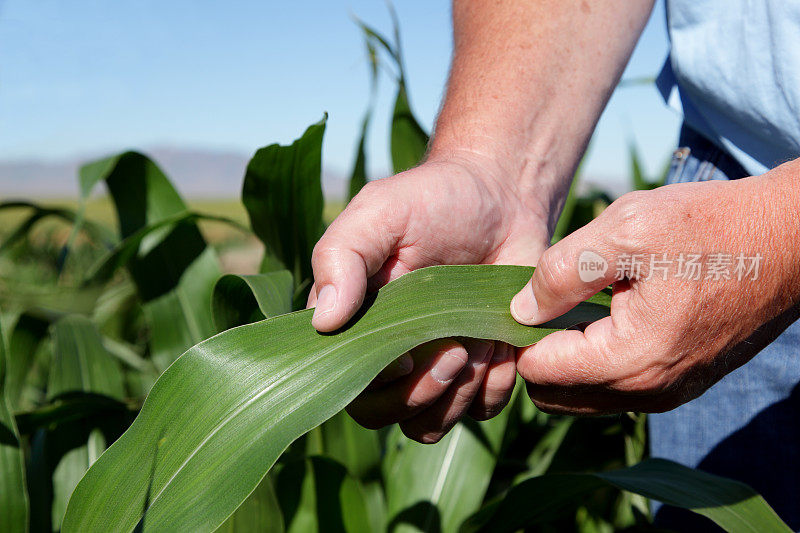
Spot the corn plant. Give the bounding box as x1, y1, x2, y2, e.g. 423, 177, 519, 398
0, 13, 791, 533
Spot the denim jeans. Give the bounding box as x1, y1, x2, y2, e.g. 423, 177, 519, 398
649, 125, 800, 530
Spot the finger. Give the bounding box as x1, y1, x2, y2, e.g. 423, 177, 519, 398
366, 254, 413, 292
346, 339, 468, 429
516, 316, 620, 388
400, 339, 494, 443
310, 188, 408, 332
510, 221, 617, 326
367, 352, 414, 390
468, 342, 517, 420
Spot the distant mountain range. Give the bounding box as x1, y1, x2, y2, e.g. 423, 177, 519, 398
0, 147, 629, 201
0, 147, 351, 200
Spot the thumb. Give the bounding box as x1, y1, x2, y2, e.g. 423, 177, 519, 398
310, 186, 407, 332
510, 224, 618, 325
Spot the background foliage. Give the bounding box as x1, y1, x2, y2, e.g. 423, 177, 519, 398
0, 10, 788, 533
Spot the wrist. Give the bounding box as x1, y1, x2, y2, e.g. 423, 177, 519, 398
424, 144, 556, 232
427, 130, 575, 236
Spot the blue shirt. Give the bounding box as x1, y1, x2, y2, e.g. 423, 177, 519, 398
658, 0, 800, 175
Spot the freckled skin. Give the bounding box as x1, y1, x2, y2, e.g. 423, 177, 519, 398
514, 169, 800, 414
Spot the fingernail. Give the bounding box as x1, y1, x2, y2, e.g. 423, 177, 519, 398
312, 285, 337, 320
431, 351, 467, 384
377, 352, 414, 382
510, 280, 538, 324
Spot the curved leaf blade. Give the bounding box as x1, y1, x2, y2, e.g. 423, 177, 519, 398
211, 272, 294, 332
78, 152, 223, 370
390, 84, 429, 173
242, 117, 326, 285
63, 265, 609, 532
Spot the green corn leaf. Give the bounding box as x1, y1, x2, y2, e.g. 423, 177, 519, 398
242, 117, 326, 286
390, 84, 429, 173
0, 320, 29, 533
353, 11, 429, 173
459, 458, 791, 533
216, 474, 284, 533
42, 316, 127, 530
100, 336, 158, 377
48, 316, 125, 401
385, 411, 512, 533
62, 265, 609, 533
0, 285, 103, 317
515, 417, 575, 481
319, 412, 385, 530
352, 17, 400, 68
5, 313, 50, 412
83, 211, 245, 288
275, 456, 371, 533
320, 411, 381, 482
50, 429, 107, 531
212, 269, 384, 528
0, 201, 116, 255
211, 272, 294, 332
348, 112, 371, 201
347, 21, 381, 201
628, 139, 662, 191
14, 392, 133, 436
213, 271, 373, 531
78, 152, 223, 370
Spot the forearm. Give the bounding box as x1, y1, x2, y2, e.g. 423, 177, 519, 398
428, 0, 654, 231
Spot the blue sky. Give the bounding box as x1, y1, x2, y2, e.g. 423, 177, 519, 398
1, 0, 680, 193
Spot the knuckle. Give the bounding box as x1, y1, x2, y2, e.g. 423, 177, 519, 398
311, 239, 336, 266
536, 249, 571, 297
606, 191, 652, 250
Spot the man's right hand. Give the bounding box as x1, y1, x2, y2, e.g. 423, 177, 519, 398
307, 153, 551, 443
